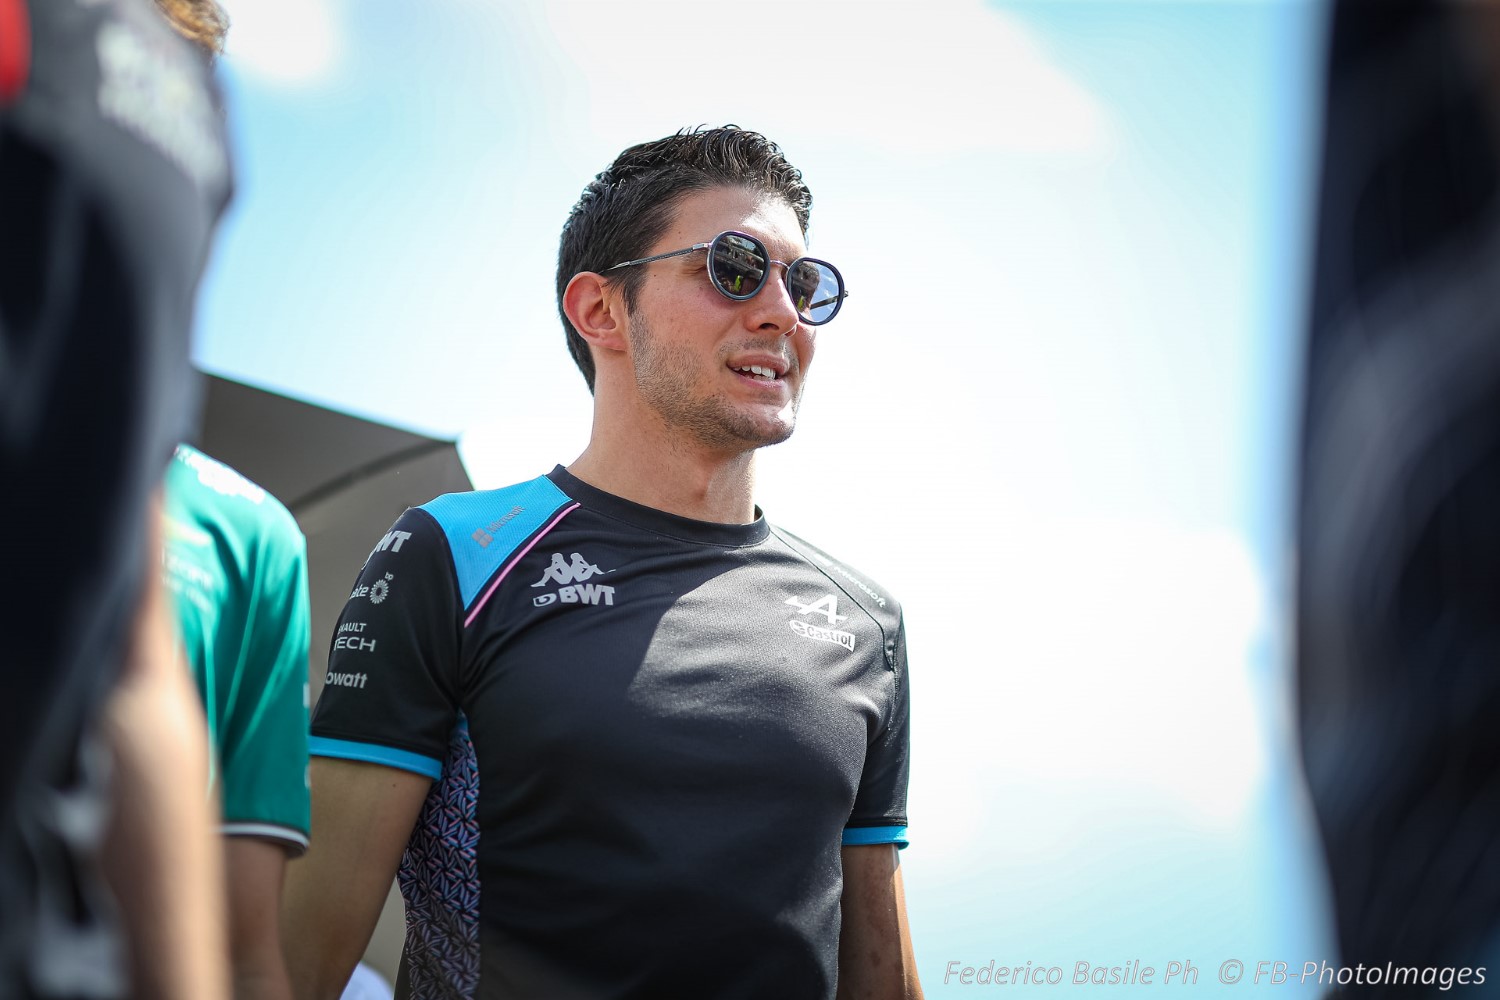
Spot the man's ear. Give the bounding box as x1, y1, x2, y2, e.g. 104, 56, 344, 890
563, 272, 629, 354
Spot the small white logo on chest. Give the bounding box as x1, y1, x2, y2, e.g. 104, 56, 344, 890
533, 552, 605, 587
531, 552, 616, 609
788, 620, 856, 651
785, 594, 855, 651
784, 594, 846, 624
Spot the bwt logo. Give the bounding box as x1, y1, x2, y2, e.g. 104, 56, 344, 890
533, 583, 615, 607
370, 530, 411, 557
529, 552, 616, 608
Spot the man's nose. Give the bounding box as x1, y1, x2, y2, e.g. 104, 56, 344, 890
747, 265, 801, 336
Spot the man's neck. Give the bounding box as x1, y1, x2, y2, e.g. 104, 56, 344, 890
566, 426, 759, 525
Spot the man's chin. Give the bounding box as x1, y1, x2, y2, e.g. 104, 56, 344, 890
702, 416, 796, 454
748, 401, 799, 447
754, 423, 796, 449
653, 395, 800, 453
732, 408, 797, 449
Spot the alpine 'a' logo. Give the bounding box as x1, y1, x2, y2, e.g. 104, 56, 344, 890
784, 594, 846, 624
785, 593, 855, 651
532, 552, 604, 587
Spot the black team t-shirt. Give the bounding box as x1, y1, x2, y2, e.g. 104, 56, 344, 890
312, 466, 911, 1000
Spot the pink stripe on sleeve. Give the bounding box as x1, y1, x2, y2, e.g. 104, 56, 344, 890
463, 503, 580, 627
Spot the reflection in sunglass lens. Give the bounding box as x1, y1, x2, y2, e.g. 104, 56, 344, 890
791, 259, 842, 324
788, 260, 823, 317
786, 260, 834, 319
711, 234, 767, 298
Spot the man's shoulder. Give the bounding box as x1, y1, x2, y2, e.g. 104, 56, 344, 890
767, 523, 903, 626
410, 473, 578, 609
417, 473, 573, 531
166, 445, 303, 556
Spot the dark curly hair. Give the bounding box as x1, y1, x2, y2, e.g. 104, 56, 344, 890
556, 126, 813, 392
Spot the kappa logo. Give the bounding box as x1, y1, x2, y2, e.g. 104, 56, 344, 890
531, 552, 616, 608
532, 553, 605, 588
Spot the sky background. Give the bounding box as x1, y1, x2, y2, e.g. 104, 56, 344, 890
201, 1, 1336, 993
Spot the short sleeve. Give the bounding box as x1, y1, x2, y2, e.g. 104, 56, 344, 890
219, 514, 312, 853
843, 615, 911, 848
310, 508, 462, 780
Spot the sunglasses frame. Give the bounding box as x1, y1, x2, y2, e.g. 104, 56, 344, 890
605, 230, 848, 326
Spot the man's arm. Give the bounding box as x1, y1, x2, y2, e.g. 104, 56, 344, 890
102, 496, 229, 1000
225, 838, 294, 1000
204, 464, 311, 1000
837, 844, 923, 1000
281, 758, 431, 1000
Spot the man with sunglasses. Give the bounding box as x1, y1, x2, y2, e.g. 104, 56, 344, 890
284, 126, 921, 1000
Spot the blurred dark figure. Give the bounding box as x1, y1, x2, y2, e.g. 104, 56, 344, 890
1299, 0, 1500, 988
1, 0, 232, 996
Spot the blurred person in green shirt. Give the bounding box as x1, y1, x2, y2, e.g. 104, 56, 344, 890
164, 444, 312, 1000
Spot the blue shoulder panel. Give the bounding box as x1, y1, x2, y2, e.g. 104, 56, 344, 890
421, 476, 574, 609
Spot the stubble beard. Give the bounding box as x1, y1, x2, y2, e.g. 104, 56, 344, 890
628, 314, 799, 454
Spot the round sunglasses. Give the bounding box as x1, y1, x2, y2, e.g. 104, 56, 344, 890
606, 230, 847, 326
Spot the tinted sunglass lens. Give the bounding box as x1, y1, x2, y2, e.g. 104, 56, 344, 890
789, 259, 843, 324
711, 234, 767, 299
